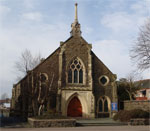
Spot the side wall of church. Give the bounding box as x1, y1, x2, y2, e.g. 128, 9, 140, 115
92, 52, 117, 117
34, 48, 60, 91
11, 48, 61, 117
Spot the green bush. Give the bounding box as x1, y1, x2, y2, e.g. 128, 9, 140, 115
113, 109, 150, 122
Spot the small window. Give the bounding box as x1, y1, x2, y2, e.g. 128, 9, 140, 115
40, 73, 48, 83
99, 75, 109, 86
41, 74, 47, 82
100, 77, 107, 85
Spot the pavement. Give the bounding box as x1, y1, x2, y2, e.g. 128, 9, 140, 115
76, 118, 127, 126
0, 126, 150, 131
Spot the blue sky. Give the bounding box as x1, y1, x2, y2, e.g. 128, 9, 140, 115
0, 0, 150, 98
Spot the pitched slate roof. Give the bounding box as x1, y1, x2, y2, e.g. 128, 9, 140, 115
135, 79, 150, 89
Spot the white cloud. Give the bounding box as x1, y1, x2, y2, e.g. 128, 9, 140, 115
101, 12, 132, 32
131, 0, 149, 15
101, 11, 146, 33
0, 4, 10, 19
23, 0, 37, 9
83, 26, 93, 34
108, 0, 125, 9
0, 5, 10, 13
101, 0, 148, 33
0, 0, 5, 2
93, 40, 134, 79
22, 12, 43, 21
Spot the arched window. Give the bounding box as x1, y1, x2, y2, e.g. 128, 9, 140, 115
98, 96, 109, 113
97, 96, 110, 118
68, 58, 84, 84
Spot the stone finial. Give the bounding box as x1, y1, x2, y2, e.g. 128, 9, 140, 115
70, 3, 81, 37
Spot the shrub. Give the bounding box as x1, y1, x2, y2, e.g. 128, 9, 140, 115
113, 109, 150, 122
130, 109, 149, 118
119, 110, 132, 122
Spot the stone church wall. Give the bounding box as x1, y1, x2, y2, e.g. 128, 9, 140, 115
92, 53, 114, 99
92, 52, 117, 117
59, 36, 95, 118
11, 48, 61, 117
124, 100, 150, 111
61, 37, 90, 87
34, 48, 60, 91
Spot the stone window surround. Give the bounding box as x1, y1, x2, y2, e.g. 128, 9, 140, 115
40, 73, 48, 83
97, 96, 108, 113
99, 75, 109, 86
66, 57, 86, 85
97, 96, 111, 117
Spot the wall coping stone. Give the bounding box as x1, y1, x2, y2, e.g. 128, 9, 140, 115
28, 118, 76, 127
124, 100, 150, 103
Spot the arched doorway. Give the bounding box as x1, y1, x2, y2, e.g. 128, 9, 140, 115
67, 96, 82, 117
97, 96, 110, 118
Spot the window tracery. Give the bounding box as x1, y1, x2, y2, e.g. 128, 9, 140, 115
68, 58, 83, 84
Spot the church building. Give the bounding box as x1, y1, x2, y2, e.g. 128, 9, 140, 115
11, 3, 118, 118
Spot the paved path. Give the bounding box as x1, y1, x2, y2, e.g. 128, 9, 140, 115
76, 118, 127, 126
1, 126, 150, 131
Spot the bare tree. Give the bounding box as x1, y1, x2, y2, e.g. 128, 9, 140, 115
118, 74, 141, 100
37, 73, 54, 116
130, 18, 150, 71
30, 72, 54, 116
15, 49, 42, 75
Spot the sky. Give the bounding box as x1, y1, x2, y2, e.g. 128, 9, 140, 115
0, 0, 150, 98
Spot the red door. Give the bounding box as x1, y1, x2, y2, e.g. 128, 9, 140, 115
67, 97, 82, 117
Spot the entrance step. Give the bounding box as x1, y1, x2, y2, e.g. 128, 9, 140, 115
76, 118, 127, 126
